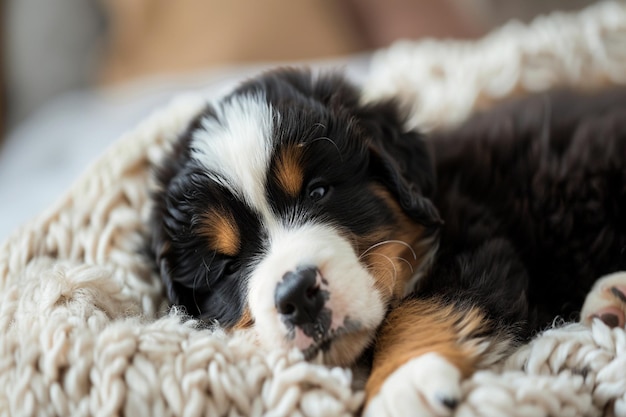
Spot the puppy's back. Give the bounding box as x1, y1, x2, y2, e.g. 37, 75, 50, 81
425, 87, 626, 332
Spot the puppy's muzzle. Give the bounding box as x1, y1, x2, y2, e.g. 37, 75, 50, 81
275, 265, 327, 329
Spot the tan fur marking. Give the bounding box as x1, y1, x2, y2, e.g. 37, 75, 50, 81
275, 147, 303, 197
234, 307, 254, 329
359, 185, 434, 304
199, 210, 240, 256
365, 298, 489, 400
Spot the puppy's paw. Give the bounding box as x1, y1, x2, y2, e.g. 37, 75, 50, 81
363, 353, 461, 417
581, 271, 626, 328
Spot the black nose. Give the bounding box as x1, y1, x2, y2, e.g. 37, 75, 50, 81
275, 266, 325, 326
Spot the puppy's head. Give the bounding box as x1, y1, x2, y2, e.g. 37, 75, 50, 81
150, 68, 440, 365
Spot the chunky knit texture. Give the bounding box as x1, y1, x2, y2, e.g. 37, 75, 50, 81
2, 2, 626, 416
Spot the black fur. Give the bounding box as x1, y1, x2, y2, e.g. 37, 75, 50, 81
150, 114, 263, 324
422, 88, 626, 338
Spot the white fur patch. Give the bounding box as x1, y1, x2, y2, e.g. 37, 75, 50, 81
191, 93, 277, 222
364, 353, 462, 417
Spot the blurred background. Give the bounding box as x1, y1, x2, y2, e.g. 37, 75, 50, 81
0, 0, 598, 239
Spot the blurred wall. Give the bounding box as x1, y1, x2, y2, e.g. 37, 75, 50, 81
3, 0, 599, 132
4, 0, 105, 128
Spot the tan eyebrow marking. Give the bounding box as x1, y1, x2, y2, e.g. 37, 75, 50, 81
274, 146, 304, 197
199, 209, 241, 256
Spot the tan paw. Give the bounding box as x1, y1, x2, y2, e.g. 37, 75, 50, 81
581, 271, 626, 328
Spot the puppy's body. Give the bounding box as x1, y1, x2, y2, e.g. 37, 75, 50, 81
149, 69, 626, 416
365, 89, 626, 414
427, 89, 626, 334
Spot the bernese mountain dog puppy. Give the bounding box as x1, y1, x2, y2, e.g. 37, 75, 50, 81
149, 68, 626, 416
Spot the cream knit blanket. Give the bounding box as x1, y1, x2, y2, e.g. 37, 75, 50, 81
2, 2, 626, 416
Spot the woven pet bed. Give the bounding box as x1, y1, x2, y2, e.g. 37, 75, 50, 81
2, 2, 626, 416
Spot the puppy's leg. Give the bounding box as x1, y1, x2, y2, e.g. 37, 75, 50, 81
581, 271, 626, 329
363, 297, 508, 417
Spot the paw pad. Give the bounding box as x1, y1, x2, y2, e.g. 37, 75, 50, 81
437, 395, 459, 410
591, 306, 624, 328
581, 272, 626, 328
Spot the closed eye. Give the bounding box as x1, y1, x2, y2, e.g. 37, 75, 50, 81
223, 259, 240, 276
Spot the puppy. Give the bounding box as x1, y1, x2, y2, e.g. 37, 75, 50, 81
149, 68, 626, 416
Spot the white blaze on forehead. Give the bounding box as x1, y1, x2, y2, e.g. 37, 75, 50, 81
191, 93, 276, 219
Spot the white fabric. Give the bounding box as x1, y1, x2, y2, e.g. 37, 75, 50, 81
2, 2, 626, 416
364, 1, 626, 132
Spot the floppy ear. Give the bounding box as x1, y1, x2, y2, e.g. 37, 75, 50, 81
148, 107, 212, 310
360, 100, 443, 228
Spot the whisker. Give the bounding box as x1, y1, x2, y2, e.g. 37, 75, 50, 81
202, 252, 217, 288
367, 264, 394, 283
366, 259, 399, 295
373, 252, 397, 275
364, 252, 398, 282
193, 252, 217, 314
310, 136, 343, 163
359, 240, 417, 260
366, 260, 389, 271
363, 252, 414, 274
391, 256, 414, 273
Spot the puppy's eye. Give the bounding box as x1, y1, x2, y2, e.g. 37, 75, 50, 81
308, 184, 329, 201
223, 260, 239, 276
